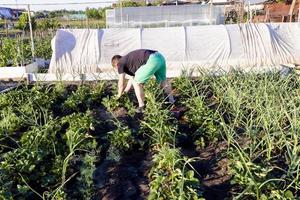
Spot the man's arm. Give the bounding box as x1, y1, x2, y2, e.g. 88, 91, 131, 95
124, 75, 134, 93
117, 73, 125, 97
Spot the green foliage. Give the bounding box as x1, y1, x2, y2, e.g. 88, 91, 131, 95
34, 37, 53, 59
149, 145, 203, 200
102, 95, 120, 112
37, 18, 60, 30
85, 8, 104, 20
0, 37, 52, 67
0, 38, 19, 67
173, 77, 219, 143
1, 72, 300, 200
141, 80, 176, 145
63, 85, 92, 112
184, 96, 219, 143
210, 72, 300, 199
90, 82, 106, 102
63, 83, 105, 113
142, 80, 203, 199
0, 121, 64, 199
118, 0, 146, 7
228, 144, 288, 200
102, 92, 135, 116
49, 10, 66, 18
108, 122, 135, 151
16, 13, 37, 31
0, 85, 97, 199
76, 154, 97, 199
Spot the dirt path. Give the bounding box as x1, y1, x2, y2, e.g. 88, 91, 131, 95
94, 151, 152, 200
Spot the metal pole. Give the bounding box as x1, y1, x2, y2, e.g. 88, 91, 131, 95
120, 0, 123, 27
209, 0, 213, 24
105, 9, 109, 28
27, 4, 35, 59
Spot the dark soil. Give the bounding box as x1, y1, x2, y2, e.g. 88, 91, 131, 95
180, 139, 231, 200
93, 151, 152, 200
50, 79, 232, 200
91, 102, 232, 200
175, 106, 231, 200
92, 105, 151, 200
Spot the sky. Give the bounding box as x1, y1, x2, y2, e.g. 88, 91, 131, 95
0, 0, 114, 11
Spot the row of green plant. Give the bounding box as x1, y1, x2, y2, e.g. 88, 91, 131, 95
0, 83, 107, 199
141, 81, 204, 200
1, 71, 300, 199
99, 80, 205, 199
211, 73, 300, 199
172, 72, 300, 199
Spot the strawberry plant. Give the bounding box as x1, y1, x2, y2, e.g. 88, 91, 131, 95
108, 121, 135, 151
184, 96, 219, 144
63, 85, 92, 112
149, 144, 203, 200
102, 95, 120, 112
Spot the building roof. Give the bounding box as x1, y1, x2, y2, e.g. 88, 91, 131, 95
0, 7, 13, 19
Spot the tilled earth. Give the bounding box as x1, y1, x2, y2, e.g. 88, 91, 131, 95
91, 104, 231, 200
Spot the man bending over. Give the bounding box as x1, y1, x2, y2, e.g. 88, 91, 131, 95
111, 49, 175, 113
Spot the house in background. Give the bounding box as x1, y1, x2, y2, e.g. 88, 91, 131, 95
0, 7, 13, 19
62, 14, 87, 21
0, 7, 25, 20
252, 0, 299, 22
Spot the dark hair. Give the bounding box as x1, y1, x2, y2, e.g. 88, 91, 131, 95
111, 55, 122, 64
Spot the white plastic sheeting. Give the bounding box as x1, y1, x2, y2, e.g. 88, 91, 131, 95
49, 23, 300, 77
50, 29, 102, 74
106, 4, 225, 28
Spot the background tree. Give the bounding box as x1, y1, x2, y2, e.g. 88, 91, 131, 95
34, 11, 49, 19
37, 18, 60, 31
86, 8, 102, 19
16, 13, 36, 31
116, 1, 146, 7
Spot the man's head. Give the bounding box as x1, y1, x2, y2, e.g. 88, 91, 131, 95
111, 55, 122, 68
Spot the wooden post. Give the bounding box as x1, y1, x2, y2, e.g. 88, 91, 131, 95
264, 6, 269, 22
87, 17, 90, 28
4, 19, 8, 37
27, 4, 35, 59
289, 0, 297, 22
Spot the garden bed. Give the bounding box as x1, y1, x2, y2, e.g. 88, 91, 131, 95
1, 72, 300, 199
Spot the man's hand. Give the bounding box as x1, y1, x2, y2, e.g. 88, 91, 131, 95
116, 94, 122, 100
116, 90, 128, 100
